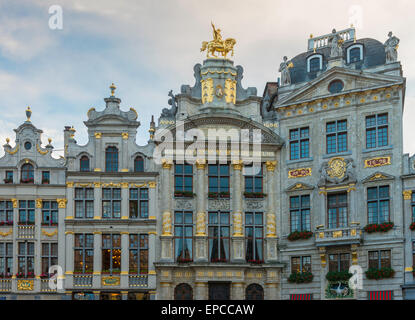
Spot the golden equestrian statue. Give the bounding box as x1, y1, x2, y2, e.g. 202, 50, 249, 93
201, 22, 236, 59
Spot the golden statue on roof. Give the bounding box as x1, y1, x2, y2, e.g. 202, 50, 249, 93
201, 22, 236, 59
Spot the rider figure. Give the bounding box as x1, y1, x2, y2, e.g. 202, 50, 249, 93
211, 22, 223, 46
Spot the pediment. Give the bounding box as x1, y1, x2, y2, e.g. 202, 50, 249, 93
362, 171, 395, 184
285, 182, 315, 192
277, 67, 403, 107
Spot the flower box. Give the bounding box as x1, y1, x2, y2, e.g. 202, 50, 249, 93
0, 273, 12, 278
288, 272, 313, 284
177, 258, 193, 263
364, 222, 394, 233
210, 258, 228, 263
247, 259, 264, 264
42, 180, 50, 184
18, 221, 35, 225
174, 191, 195, 198
15, 272, 34, 278
365, 267, 395, 280
287, 230, 313, 241
20, 178, 34, 184
325, 271, 353, 282
73, 270, 93, 275
410, 222, 415, 231
3, 178, 13, 184
244, 192, 267, 198
208, 192, 230, 199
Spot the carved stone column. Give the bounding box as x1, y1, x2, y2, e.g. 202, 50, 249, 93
93, 232, 102, 287
231, 160, 244, 263
160, 159, 173, 262
121, 183, 129, 220
120, 232, 129, 288
93, 183, 102, 220
265, 161, 278, 262
195, 159, 207, 262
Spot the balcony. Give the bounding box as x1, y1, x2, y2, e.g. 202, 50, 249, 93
40, 279, 57, 292
129, 275, 148, 288
17, 225, 35, 239
73, 274, 93, 287
0, 279, 12, 292
314, 224, 362, 247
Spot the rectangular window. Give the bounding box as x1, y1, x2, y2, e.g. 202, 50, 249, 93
326, 120, 347, 154
208, 164, 230, 194
0, 242, 13, 276
18, 200, 35, 225
289, 127, 309, 160
327, 193, 348, 228
74, 188, 94, 219
245, 212, 263, 263
0, 201, 13, 224
42, 201, 58, 226
244, 164, 263, 193
4, 171, 13, 184
102, 234, 121, 274
174, 211, 193, 262
18, 242, 35, 277
41, 243, 58, 275
366, 113, 388, 149
129, 234, 148, 274
74, 234, 94, 273
208, 211, 230, 262
368, 250, 391, 269
367, 186, 390, 224
41, 171, 50, 184
291, 256, 312, 273
174, 163, 193, 193
102, 188, 121, 219
290, 195, 311, 232
129, 188, 149, 219
328, 253, 350, 272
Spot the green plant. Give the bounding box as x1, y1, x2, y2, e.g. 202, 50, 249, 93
364, 222, 394, 233
287, 230, 313, 241
365, 267, 395, 280
288, 272, 313, 283
325, 271, 353, 282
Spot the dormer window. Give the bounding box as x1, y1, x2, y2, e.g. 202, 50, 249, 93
346, 44, 363, 64
80, 156, 90, 172
21, 163, 34, 184
134, 156, 144, 172
307, 54, 323, 73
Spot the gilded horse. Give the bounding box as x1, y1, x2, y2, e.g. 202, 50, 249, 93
200, 38, 236, 59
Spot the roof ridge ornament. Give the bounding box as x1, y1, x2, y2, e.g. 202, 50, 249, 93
109, 83, 116, 96
200, 22, 236, 59
26, 106, 32, 122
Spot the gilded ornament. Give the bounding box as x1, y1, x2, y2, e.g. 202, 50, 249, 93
162, 211, 172, 236
201, 78, 214, 104
17, 280, 34, 291
200, 22, 236, 59
35, 198, 42, 208
11, 198, 18, 208
148, 181, 156, 188
232, 211, 243, 237
0, 229, 12, 237
215, 84, 224, 98
288, 168, 312, 178
224, 79, 236, 104
265, 161, 277, 172
94, 132, 102, 139
364, 156, 391, 168
5, 144, 18, 155
36, 144, 49, 155
56, 198, 67, 209
403, 190, 413, 200
161, 158, 173, 169
232, 160, 243, 170
42, 229, 58, 237
196, 212, 206, 236
121, 132, 129, 140
327, 157, 346, 179
266, 212, 277, 237
196, 159, 206, 169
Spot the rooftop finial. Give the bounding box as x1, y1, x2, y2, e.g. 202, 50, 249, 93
110, 83, 117, 96
26, 106, 32, 122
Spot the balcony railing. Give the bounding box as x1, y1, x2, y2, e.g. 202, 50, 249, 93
308, 27, 355, 51
129, 275, 148, 288
315, 225, 361, 246
40, 279, 57, 292
0, 279, 12, 292
73, 274, 93, 287
17, 225, 35, 239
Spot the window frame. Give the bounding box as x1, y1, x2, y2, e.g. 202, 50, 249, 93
306, 54, 323, 73
0, 201, 13, 224
41, 242, 58, 275
129, 188, 149, 219
134, 156, 144, 172
346, 44, 364, 64
174, 211, 193, 262
326, 119, 348, 154
102, 234, 121, 274
208, 211, 231, 263
245, 212, 264, 263
0, 242, 13, 276
367, 185, 390, 224
74, 233, 94, 274
102, 188, 121, 219
289, 195, 311, 232
291, 255, 312, 273
80, 156, 90, 172
18, 200, 35, 225
17, 241, 35, 277
105, 146, 119, 172
368, 250, 391, 269
129, 234, 149, 274
327, 192, 348, 229
289, 127, 310, 160
41, 200, 58, 226
244, 164, 263, 193
328, 253, 350, 272
365, 113, 388, 149
208, 164, 230, 194
174, 163, 193, 193
74, 187, 94, 219
21, 163, 34, 183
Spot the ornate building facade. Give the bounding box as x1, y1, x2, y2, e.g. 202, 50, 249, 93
0, 25, 413, 300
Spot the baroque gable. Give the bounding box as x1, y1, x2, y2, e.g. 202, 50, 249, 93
362, 171, 395, 184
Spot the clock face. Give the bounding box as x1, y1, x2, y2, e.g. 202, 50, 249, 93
24, 141, 32, 150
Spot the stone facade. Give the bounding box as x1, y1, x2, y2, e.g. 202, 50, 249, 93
0, 26, 412, 300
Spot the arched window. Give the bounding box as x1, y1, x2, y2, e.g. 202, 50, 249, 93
21, 163, 34, 183
174, 283, 193, 300
134, 156, 144, 172
80, 156, 90, 172
307, 54, 323, 73
347, 44, 363, 64
245, 283, 264, 300
105, 147, 118, 172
